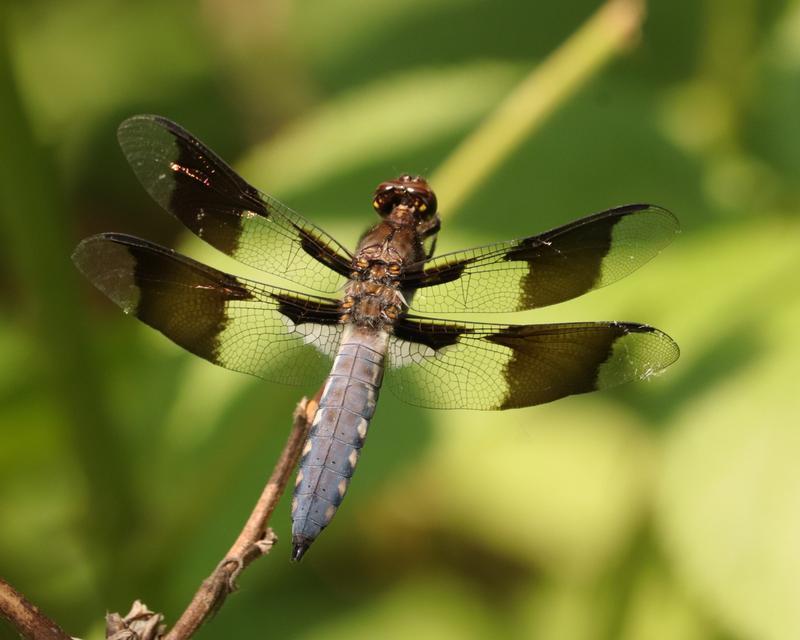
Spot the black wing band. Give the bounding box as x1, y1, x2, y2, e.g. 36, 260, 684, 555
117, 115, 354, 293
386, 314, 679, 410
72, 233, 344, 386
405, 204, 679, 313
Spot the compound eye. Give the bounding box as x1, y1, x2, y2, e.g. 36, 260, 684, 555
401, 187, 427, 216
415, 193, 438, 218
372, 186, 397, 215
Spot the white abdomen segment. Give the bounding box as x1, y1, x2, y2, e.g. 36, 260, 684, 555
291, 326, 388, 560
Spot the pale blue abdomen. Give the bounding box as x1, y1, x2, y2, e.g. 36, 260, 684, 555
291, 327, 388, 560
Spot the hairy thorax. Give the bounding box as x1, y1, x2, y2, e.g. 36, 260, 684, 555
341, 218, 419, 330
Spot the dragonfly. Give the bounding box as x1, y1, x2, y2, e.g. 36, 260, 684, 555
73, 115, 680, 561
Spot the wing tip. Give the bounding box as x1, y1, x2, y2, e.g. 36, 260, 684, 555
71, 233, 142, 314
613, 203, 680, 233
72, 233, 149, 264
71, 233, 115, 274
117, 114, 188, 152
603, 321, 680, 385
117, 113, 155, 141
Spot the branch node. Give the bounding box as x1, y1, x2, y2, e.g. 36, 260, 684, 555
215, 558, 243, 594
106, 600, 165, 640
255, 528, 278, 555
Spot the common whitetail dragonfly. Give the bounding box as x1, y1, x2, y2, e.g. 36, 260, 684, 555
73, 115, 679, 561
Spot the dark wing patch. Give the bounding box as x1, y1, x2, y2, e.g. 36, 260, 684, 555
117, 115, 353, 293
72, 233, 344, 386
386, 315, 679, 410
393, 317, 471, 351
405, 205, 679, 313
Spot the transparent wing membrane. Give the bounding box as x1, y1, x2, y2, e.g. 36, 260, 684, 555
386, 315, 679, 410
407, 205, 679, 313
72, 233, 344, 386
117, 115, 353, 293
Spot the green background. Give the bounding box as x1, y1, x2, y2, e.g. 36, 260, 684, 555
1, 1, 799, 638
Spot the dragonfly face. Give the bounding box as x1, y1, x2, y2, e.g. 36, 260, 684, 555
372, 174, 437, 216
73, 115, 680, 561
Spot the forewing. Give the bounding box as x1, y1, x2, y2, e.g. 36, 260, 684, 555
72, 234, 344, 386
406, 205, 679, 313
117, 115, 353, 293
386, 315, 679, 410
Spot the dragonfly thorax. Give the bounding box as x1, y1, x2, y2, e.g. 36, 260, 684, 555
341, 279, 404, 329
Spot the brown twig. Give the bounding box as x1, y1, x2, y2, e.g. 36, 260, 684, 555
0, 577, 72, 640
157, 394, 317, 640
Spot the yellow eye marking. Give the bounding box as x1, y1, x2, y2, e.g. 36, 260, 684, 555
419, 203, 427, 212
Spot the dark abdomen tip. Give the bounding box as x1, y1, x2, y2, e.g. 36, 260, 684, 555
291, 539, 311, 562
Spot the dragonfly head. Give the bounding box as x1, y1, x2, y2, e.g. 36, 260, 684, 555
372, 175, 438, 221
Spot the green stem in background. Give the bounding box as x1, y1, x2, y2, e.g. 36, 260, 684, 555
432, 0, 646, 219
0, 12, 139, 612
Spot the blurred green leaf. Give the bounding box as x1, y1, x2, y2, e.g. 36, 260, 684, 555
9, 0, 213, 135
423, 403, 655, 580
657, 289, 800, 639
295, 576, 497, 640
238, 62, 521, 198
